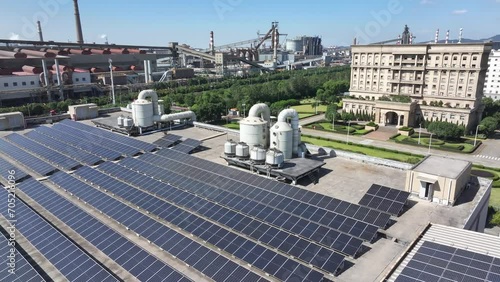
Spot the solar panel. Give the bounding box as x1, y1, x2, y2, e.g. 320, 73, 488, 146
73, 165, 339, 276
24, 130, 102, 166
395, 241, 500, 282
0, 139, 56, 176
134, 153, 380, 242
155, 149, 391, 229
59, 119, 157, 152
48, 172, 275, 282
170, 138, 202, 154
153, 134, 182, 148
52, 123, 141, 156
0, 186, 118, 281
359, 184, 410, 216
4, 133, 80, 170
104, 158, 360, 258
0, 157, 29, 183
34, 126, 122, 160
0, 227, 44, 281
17, 179, 193, 282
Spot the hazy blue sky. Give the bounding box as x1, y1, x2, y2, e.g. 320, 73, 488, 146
1, 0, 499, 48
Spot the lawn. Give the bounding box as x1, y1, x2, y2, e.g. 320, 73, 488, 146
291, 104, 327, 114
491, 189, 500, 210
307, 121, 373, 136
298, 113, 316, 119
301, 135, 423, 164
223, 123, 240, 130
393, 133, 478, 154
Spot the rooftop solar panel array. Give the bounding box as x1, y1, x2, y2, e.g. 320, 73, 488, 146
153, 134, 182, 148
359, 184, 411, 216
72, 166, 333, 279
171, 138, 202, 154
34, 126, 122, 161
17, 178, 193, 282
59, 119, 157, 152
24, 130, 102, 166
0, 227, 45, 281
395, 241, 500, 282
0, 157, 28, 183
52, 123, 141, 156
134, 153, 381, 242
156, 149, 392, 228
0, 138, 56, 176
0, 187, 118, 282
112, 157, 364, 257
48, 171, 273, 282
4, 133, 80, 170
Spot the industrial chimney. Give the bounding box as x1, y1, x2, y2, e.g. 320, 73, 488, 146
37, 21, 44, 42
73, 0, 84, 44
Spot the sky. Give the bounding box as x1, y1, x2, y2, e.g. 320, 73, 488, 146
0, 0, 499, 48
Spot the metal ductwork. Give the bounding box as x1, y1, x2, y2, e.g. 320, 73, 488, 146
248, 103, 270, 122
277, 109, 300, 155
160, 111, 196, 123
137, 89, 159, 116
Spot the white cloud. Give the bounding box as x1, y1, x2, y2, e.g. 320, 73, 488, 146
8, 33, 21, 40
452, 9, 468, 14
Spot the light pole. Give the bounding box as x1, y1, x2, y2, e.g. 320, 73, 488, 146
428, 133, 433, 154
474, 125, 480, 146
332, 115, 335, 132
346, 120, 352, 144
242, 103, 246, 118
418, 123, 422, 145
108, 58, 116, 105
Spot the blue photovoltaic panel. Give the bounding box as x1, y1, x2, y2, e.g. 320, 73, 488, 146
0, 229, 44, 282
52, 123, 141, 156
34, 126, 122, 161
48, 172, 274, 282
0, 157, 29, 183
73, 166, 333, 278
134, 153, 379, 242
59, 119, 157, 152
104, 158, 361, 258
0, 186, 118, 282
0, 138, 56, 176
156, 149, 391, 229
153, 134, 182, 148
359, 184, 410, 216
171, 138, 202, 154
17, 179, 193, 282
395, 241, 500, 282
4, 133, 80, 170
24, 130, 102, 166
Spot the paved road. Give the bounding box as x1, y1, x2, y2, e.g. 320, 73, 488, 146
299, 114, 500, 168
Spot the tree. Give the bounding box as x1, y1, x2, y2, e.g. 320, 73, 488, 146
325, 104, 338, 122
427, 121, 463, 140
479, 117, 499, 136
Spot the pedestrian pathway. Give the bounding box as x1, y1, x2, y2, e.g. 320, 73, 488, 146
474, 155, 500, 161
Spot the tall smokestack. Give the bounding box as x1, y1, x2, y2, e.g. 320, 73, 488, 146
37, 21, 44, 42
210, 31, 214, 55
73, 0, 84, 44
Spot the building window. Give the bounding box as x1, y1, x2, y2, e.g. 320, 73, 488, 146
22, 82, 26, 86
423, 112, 428, 116
460, 115, 465, 120
432, 113, 437, 118
3, 83, 7, 87
76, 78, 79, 82
13, 82, 17, 87
30, 81, 35, 85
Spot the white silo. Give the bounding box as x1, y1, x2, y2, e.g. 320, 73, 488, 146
239, 103, 270, 148
132, 99, 154, 127
270, 121, 293, 159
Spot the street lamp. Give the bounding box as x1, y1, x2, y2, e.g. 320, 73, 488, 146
108, 58, 116, 105
428, 133, 433, 154
474, 125, 480, 146
332, 114, 335, 132
346, 120, 352, 144
418, 123, 422, 145
242, 103, 246, 118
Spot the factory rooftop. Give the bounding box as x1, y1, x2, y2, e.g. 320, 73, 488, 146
0, 114, 492, 282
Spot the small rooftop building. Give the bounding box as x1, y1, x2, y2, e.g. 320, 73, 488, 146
405, 156, 472, 205
0, 111, 24, 130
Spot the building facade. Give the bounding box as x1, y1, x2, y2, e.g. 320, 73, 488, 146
344, 42, 492, 131
483, 49, 500, 101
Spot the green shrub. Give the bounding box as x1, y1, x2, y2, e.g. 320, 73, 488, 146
399, 126, 413, 131
366, 121, 378, 127
491, 209, 500, 226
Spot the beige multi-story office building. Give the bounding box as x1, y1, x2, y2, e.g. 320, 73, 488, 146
343, 42, 492, 131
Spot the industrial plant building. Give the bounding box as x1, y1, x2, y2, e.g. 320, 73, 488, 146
344, 41, 492, 131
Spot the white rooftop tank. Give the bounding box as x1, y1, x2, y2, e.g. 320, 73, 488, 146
239, 103, 270, 148
132, 99, 154, 127
270, 121, 293, 159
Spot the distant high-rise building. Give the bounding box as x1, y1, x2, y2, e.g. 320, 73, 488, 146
344, 42, 492, 131
483, 49, 500, 101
